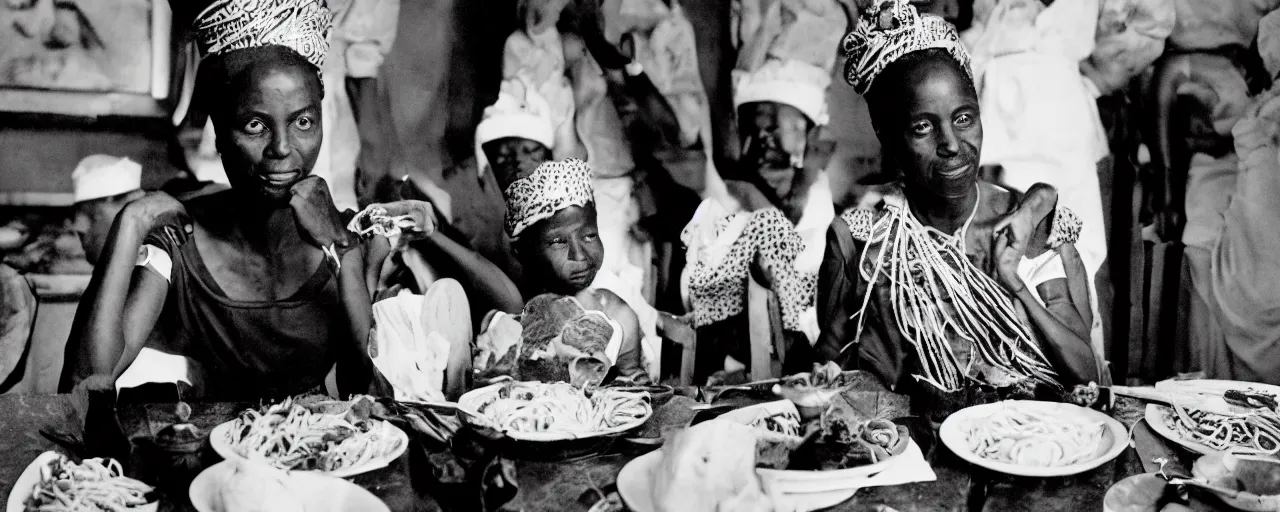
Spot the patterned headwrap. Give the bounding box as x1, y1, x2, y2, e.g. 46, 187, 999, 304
503, 158, 595, 240
194, 0, 334, 71
840, 0, 972, 95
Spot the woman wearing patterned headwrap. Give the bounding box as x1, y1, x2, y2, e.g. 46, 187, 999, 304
63, 0, 444, 400
816, 0, 1103, 418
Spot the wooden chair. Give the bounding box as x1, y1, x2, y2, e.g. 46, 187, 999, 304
747, 278, 785, 381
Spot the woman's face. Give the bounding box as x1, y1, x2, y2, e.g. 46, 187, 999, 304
484, 137, 552, 191
738, 101, 813, 201
215, 60, 323, 202
519, 205, 604, 295
879, 57, 982, 200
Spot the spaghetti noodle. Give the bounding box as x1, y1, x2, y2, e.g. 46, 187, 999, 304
1162, 404, 1280, 456
225, 396, 402, 472
24, 456, 153, 512
959, 404, 1105, 467
474, 382, 651, 435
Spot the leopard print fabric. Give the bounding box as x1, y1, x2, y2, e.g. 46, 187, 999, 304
685, 207, 814, 332
1050, 206, 1082, 246
841, 207, 877, 242
843, 204, 1082, 246
503, 158, 595, 239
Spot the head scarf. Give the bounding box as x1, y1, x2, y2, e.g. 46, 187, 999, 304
503, 158, 595, 240
732, 0, 846, 126
841, 0, 972, 95
72, 155, 142, 204
194, 0, 334, 71
475, 76, 557, 178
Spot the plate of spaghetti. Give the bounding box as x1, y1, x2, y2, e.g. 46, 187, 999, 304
457, 381, 652, 441
1147, 403, 1280, 457
210, 395, 407, 478
940, 400, 1127, 477
8, 452, 157, 512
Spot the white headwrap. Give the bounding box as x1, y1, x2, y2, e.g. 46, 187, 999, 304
503, 158, 594, 239
731, 0, 846, 126
194, 0, 334, 71
475, 76, 557, 178
733, 59, 833, 126
72, 155, 142, 203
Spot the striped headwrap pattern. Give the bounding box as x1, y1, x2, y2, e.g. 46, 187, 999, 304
840, 0, 972, 95
195, 0, 334, 70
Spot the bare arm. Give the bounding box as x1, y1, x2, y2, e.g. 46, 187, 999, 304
61, 201, 175, 392
1016, 279, 1098, 385
595, 289, 650, 384
409, 231, 524, 315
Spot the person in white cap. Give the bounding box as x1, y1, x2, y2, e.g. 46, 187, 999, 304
70, 155, 146, 265
66, 154, 197, 400
676, 0, 845, 384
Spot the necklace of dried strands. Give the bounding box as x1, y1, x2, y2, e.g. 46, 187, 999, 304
844, 185, 1059, 392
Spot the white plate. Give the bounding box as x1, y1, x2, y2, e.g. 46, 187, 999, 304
457, 382, 652, 441
188, 460, 390, 512
717, 401, 906, 492
7, 451, 159, 512
616, 450, 856, 512
1145, 404, 1217, 456
939, 400, 1128, 478
210, 419, 408, 478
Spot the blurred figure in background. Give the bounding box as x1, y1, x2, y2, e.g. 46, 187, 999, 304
65, 154, 193, 398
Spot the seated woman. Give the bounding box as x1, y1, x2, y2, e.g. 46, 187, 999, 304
817, 0, 1102, 417
474, 158, 651, 384
61, 0, 440, 400
679, 0, 845, 383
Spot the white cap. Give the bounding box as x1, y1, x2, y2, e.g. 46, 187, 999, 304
732, 59, 832, 126
474, 76, 556, 178
72, 155, 142, 203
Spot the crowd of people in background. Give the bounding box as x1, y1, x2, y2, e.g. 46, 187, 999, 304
2, 0, 1280, 406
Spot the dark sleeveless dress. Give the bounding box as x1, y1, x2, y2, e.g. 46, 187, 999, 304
149, 234, 348, 400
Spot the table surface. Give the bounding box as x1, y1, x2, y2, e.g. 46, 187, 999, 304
0, 394, 1165, 512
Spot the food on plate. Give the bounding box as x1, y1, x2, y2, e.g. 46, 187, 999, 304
24, 455, 153, 512
751, 412, 802, 438
472, 381, 651, 435
958, 403, 1105, 467
773, 362, 854, 408
787, 415, 910, 470
213, 459, 304, 512
1224, 389, 1280, 413
1161, 404, 1280, 456
1190, 452, 1280, 511
224, 395, 403, 472
652, 420, 781, 512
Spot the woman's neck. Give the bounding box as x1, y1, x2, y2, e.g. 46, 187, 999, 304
228, 190, 303, 253
905, 184, 979, 235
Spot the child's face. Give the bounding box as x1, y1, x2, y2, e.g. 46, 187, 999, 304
520, 205, 604, 295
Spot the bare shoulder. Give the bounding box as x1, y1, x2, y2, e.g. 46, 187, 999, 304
591, 288, 639, 325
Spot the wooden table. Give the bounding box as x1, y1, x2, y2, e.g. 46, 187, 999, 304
0, 394, 1162, 512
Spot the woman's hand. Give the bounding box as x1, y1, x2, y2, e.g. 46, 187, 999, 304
364, 200, 437, 245
122, 192, 189, 234
290, 176, 357, 254
993, 214, 1032, 295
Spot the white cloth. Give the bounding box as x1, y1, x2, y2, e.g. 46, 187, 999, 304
116, 348, 191, 391
72, 155, 142, 203
368, 292, 450, 402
